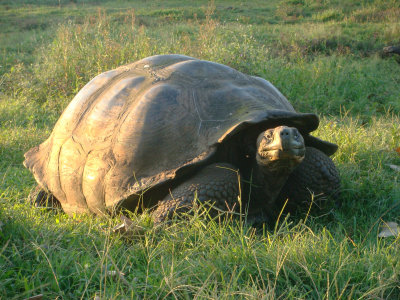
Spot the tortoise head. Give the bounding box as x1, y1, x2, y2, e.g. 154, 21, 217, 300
256, 126, 305, 173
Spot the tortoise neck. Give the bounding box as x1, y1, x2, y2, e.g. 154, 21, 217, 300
254, 162, 293, 207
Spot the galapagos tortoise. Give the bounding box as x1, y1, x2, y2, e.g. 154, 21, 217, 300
24, 54, 340, 222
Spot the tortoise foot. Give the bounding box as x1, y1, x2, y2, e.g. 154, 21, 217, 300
28, 185, 61, 209
151, 163, 240, 223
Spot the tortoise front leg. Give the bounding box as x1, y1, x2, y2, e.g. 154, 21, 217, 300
151, 163, 240, 223
277, 147, 340, 210
28, 185, 61, 209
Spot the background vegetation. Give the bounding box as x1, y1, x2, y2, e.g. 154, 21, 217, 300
1, 0, 399, 298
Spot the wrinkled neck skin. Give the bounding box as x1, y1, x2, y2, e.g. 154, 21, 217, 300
252, 161, 294, 207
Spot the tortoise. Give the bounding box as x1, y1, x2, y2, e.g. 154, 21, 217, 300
383, 45, 400, 56
24, 54, 340, 223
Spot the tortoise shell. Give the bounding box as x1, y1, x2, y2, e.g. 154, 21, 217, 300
24, 55, 336, 215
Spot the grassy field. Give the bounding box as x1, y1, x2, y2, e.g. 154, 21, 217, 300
1, 0, 400, 298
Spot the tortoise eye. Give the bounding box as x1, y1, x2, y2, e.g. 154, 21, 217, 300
265, 132, 273, 141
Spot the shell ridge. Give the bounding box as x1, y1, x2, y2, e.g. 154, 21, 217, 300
55, 138, 69, 204
58, 137, 90, 213
75, 72, 151, 209
70, 69, 132, 150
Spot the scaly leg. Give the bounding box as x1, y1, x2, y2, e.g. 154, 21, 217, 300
151, 163, 240, 223
28, 185, 61, 209
277, 147, 340, 210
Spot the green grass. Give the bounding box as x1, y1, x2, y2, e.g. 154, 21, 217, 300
1, 0, 400, 298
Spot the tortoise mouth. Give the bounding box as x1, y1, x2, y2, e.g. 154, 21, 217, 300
261, 157, 303, 173
256, 148, 305, 173
259, 146, 304, 155
257, 148, 305, 163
